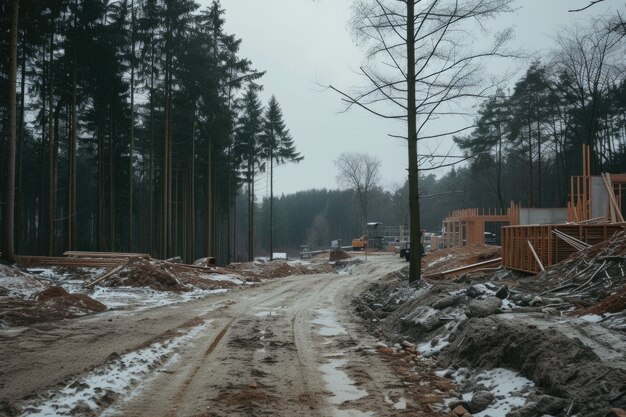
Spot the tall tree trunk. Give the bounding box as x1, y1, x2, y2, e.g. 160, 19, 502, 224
407, 0, 421, 283
15, 33, 26, 255
49, 103, 60, 255
269, 153, 273, 260
109, 114, 116, 252
39, 45, 47, 255
68, 25, 77, 251
496, 123, 505, 210
248, 166, 254, 262
149, 35, 155, 256
206, 137, 213, 258
190, 116, 196, 262
161, 45, 172, 258
47, 32, 55, 255
2, 0, 19, 262
98, 122, 105, 250
527, 103, 534, 207
128, 0, 135, 252
536, 117, 542, 207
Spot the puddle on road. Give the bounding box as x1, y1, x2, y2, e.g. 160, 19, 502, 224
311, 309, 347, 336
334, 410, 374, 417
255, 306, 283, 318
320, 358, 368, 404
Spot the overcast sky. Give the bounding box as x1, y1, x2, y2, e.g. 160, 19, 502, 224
198, 0, 622, 197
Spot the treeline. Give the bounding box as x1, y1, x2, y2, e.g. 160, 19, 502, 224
0, 0, 300, 264
250, 19, 626, 249
241, 186, 409, 256
449, 21, 626, 212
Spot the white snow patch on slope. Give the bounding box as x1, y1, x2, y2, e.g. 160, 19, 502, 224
18, 320, 213, 417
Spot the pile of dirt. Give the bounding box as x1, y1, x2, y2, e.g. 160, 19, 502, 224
178, 271, 241, 290
329, 249, 351, 261
100, 258, 190, 292
437, 317, 626, 416
422, 244, 501, 276
353, 234, 626, 416
0, 286, 106, 327
99, 258, 245, 292
223, 260, 336, 280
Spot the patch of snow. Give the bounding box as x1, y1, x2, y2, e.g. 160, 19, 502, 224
199, 273, 244, 285
444, 367, 535, 417
579, 314, 603, 323
427, 254, 454, 268
312, 309, 347, 337
384, 394, 407, 410
0, 275, 46, 298
417, 338, 449, 356
89, 287, 227, 311
19, 320, 213, 416
287, 259, 312, 266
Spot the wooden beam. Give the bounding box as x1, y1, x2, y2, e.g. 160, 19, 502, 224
16, 256, 123, 268
527, 240, 545, 272
85, 263, 127, 288
423, 257, 502, 279
63, 251, 150, 259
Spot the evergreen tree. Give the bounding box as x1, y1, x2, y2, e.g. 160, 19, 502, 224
260, 95, 302, 259
235, 83, 264, 261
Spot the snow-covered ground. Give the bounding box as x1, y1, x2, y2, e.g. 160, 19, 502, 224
18, 320, 214, 417
23, 267, 233, 312
438, 367, 536, 417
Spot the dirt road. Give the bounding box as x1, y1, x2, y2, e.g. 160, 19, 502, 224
1, 255, 426, 417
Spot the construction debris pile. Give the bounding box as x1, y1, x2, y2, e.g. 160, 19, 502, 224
354, 234, 626, 417
0, 253, 347, 329
222, 259, 337, 280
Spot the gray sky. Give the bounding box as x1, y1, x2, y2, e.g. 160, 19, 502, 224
200, 0, 622, 197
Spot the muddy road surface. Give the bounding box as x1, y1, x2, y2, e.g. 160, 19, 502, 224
2, 255, 423, 417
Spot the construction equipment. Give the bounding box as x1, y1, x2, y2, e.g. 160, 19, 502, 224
351, 235, 368, 251
352, 222, 385, 251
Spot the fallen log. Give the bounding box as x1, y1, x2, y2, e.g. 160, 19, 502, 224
63, 251, 150, 259
15, 256, 123, 268
86, 262, 128, 288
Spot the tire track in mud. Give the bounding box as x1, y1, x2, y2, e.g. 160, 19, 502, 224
165, 318, 236, 417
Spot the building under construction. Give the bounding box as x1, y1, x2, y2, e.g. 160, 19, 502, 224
441, 145, 626, 274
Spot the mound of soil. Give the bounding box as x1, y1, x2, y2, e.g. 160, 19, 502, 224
353, 239, 626, 417
575, 285, 626, 316
103, 258, 190, 292
423, 244, 501, 276
0, 286, 106, 327
180, 274, 240, 290
329, 249, 351, 261
224, 260, 336, 280
437, 316, 626, 416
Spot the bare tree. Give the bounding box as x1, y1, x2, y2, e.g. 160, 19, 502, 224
331, 0, 514, 282
552, 21, 625, 170
2, 0, 19, 262
335, 152, 381, 234
569, 0, 626, 37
